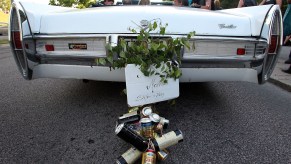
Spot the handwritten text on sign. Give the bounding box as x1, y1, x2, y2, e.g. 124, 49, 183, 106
125, 64, 179, 107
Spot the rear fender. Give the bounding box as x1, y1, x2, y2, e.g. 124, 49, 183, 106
258, 5, 283, 84
8, 1, 33, 80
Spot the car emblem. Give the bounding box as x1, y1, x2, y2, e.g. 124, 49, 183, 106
140, 20, 149, 29
218, 24, 237, 29
68, 43, 87, 50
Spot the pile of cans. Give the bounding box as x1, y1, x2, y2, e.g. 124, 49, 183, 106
115, 106, 183, 164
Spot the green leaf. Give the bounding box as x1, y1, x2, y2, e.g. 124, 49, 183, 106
120, 51, 126, 58
107, 55, 113, 64
98, 58, 106, 65
106, 44, 112, 51
120, 39, 126, 49
174, 69, 182, 78
95, 58, 100, 65
153, 21, 157, 30
148, 23, 153, 31
160, 27, 166, 35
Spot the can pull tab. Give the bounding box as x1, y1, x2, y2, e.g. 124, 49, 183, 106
147, 139, 156, 152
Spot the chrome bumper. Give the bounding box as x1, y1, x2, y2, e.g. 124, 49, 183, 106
31, 63, 259, 83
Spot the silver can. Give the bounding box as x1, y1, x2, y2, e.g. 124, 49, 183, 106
141, 106, 152, 117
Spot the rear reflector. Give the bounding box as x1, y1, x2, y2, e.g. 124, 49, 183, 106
13, 31, 22, 49
268, 35, 278, 53
45, 45, 55, 51
237, 48, 245, 55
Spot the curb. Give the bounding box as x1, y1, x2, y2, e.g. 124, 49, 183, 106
269, 78, 291, 92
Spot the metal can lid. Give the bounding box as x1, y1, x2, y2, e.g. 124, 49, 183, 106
142, 107, 152, 116
157, 150, 169, 161
140, 117, 152, 123
147, 149, 155, 153
115, 123, 124, 134
149, 113, 160, 123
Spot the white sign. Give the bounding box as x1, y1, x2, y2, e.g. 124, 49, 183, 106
125, 64, 179, 107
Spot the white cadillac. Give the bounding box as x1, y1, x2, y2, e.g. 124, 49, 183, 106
9, 1, 282, 84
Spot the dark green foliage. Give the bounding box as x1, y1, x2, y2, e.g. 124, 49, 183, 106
49, 0, 96, 8
97, 21, 194, 83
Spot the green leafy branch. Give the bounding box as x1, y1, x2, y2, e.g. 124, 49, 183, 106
97, 21, 194, 83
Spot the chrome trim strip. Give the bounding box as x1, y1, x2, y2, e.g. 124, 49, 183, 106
32, 34, 265, 42
32, 64, 258, 83
32, 34, 112, 39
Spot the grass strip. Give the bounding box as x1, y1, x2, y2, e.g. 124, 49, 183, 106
0, 39, 9, 44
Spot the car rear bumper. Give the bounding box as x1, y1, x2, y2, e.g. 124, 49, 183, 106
30, 61, 260, 83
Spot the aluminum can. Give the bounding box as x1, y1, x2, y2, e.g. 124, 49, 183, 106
115, 123, 148, 151
149, 113, 160, 123
141, 149, 156, 164
116, 147, 142, 164
141, 106, 152, 117
152, 130, 183, 151
140, 118, 154, 138
157, 149, 169, 161
117, 114, 140, 124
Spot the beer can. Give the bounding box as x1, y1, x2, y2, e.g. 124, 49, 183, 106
117, 114, 140, 124
115, 123, 148, 152
149, 113, 160, 123
152, 130, 183, 151
116, 147, 142, 164
140, 118, 154, 138
119, 111, 140, 119
157, 149, 169, 161
141, 149, 156, 164
141, 107, 152, 117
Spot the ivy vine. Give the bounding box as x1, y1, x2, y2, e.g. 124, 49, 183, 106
97, 21, 194, 83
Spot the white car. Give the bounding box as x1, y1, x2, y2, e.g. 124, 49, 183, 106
9, 1, 282, 84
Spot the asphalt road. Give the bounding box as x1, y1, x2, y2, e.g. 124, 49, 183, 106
0, 45, 291, 163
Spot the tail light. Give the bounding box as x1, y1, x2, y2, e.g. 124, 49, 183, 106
12, 31, 22, 49
236, 48, 246, 55
9, 3, 32, 80
268, 35, 278, 54
258, 7, 282, 84
45, 44, 55, 51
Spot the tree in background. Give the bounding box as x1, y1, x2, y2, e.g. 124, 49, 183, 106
49, 0, 97, 8
0, 0, 11, 13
